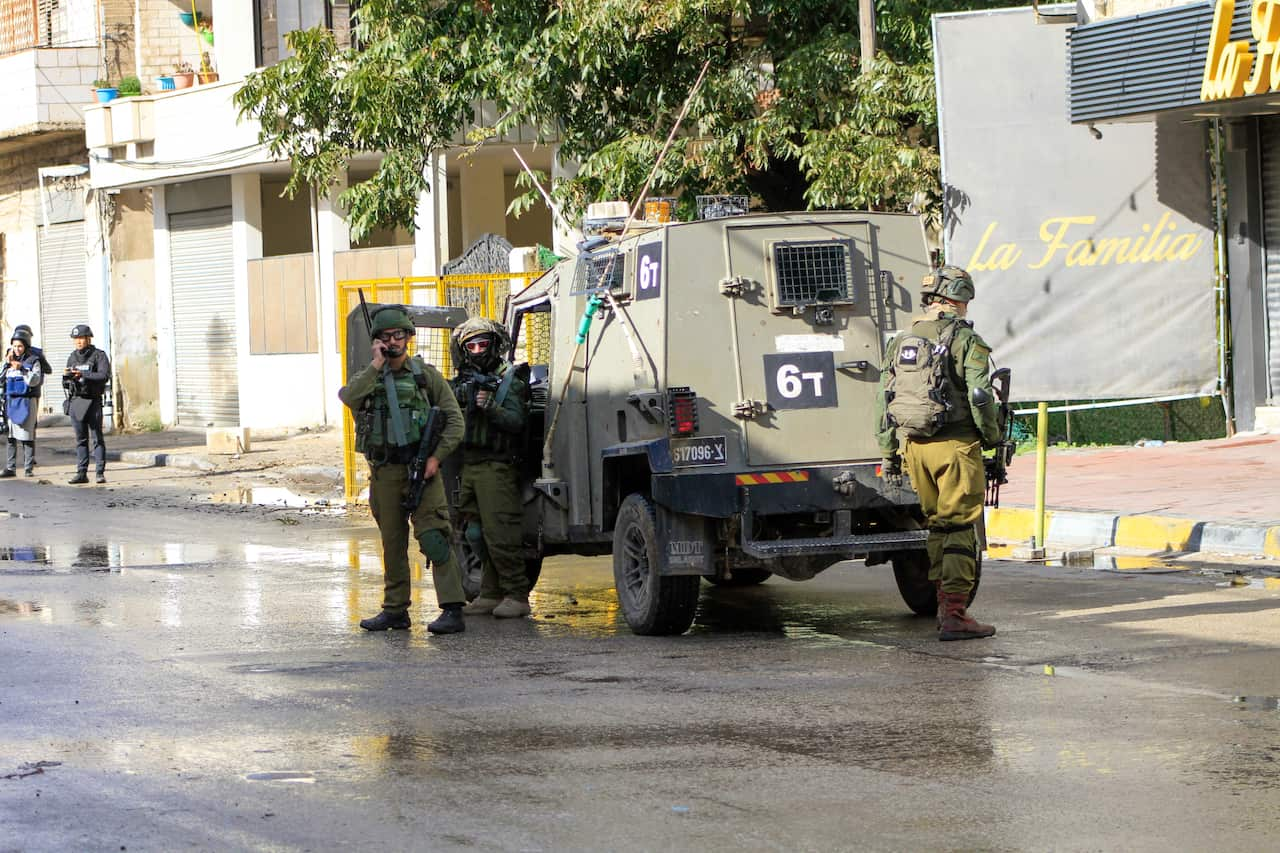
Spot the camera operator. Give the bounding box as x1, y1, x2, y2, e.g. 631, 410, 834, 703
1, 329, 44, 477
64, 324, 111, 485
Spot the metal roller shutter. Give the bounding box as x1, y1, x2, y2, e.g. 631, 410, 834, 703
1259, 119, 1280, 404
169, 208, 240, 426
37, 221, 88, 414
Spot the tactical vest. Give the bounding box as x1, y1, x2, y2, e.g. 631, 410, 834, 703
885, 318, 970, 439
355, 357, 435, 464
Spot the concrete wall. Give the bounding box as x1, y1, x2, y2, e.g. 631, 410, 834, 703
0, 136, 89, 341
1, 48, 99, 135
503, 173, 553, 249
109, 187, 160, 428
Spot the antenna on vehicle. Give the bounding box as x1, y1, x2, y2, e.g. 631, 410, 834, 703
541, 60, 712, 470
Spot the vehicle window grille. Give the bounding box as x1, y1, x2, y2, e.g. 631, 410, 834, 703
577, 251, 625, 292
772, 241, 853, 306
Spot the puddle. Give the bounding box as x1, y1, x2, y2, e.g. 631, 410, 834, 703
244, 771, 316, 783
210, 487, 343, 511
1231, 696, 1280, 712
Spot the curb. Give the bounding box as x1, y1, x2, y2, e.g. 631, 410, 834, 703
45, 444, 215, 472
986, 506, 1280, 559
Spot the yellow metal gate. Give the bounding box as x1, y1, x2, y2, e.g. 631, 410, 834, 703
338, 273, 540, 503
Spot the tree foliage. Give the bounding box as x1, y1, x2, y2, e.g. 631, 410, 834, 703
236, 1, 1011, 239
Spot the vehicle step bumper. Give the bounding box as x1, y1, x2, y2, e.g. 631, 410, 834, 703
740, 527, 928, 559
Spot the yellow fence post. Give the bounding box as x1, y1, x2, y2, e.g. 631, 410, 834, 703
1034, 401, 1049, 549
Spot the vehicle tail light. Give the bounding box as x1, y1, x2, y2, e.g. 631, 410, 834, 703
667, 387, 699, 436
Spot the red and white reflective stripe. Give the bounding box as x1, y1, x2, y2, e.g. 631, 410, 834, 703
734, 471, 811, 486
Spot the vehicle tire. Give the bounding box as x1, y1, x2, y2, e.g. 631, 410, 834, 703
705, 567, 771, 587
892, 550, 981, 615
612, 494, 700, 636
891, 550, 936, 616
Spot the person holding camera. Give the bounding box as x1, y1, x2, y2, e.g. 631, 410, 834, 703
449, 318, 533, 619
64, 324, 111, 485
1, 328, 44, 478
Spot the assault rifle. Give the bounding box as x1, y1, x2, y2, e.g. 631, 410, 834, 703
402, 405, 447, 512
454, 369, 501, 416
984, 367, 1015, 507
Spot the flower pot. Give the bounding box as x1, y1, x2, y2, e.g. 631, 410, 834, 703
94, 87, 118, 104
178, 11, 203, 26
156, 76, 175, 91
172, 72, 195, 89
197, 71, 219, 84
200, 29, 214, 46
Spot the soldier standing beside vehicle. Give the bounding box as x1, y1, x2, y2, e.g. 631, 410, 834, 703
877, 265, 1000, 641
340, 306, 468, 634
64, 325, 111, 485
450, 319, 533, 619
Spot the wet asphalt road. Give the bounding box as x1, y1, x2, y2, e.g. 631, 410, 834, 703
2, 481, 1279, 852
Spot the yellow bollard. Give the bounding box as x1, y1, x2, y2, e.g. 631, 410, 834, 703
1034, 401, 1048, 548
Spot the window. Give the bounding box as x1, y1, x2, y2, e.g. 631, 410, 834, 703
771, 240, 854, 307
576, 250, 625, 293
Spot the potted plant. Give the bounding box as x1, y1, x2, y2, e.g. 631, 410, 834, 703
198, 22, 214, 46
155, 75, 175, 91
92, 78, 118, 103
197, 52, 218, 84
117, 75, 142, 97
172, 61, 195, 90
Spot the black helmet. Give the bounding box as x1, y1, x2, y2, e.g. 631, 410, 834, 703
14, 324, 32, 336
11, 328, 32, 347
71, 324, 94, 338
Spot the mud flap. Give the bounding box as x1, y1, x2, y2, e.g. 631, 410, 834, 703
655, 505, 715, 576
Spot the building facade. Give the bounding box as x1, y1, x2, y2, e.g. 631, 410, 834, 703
0, 0, 560, 432
1068, 0, 1280, 431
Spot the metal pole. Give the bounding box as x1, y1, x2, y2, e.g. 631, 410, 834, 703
1212, 119, 1236, 436
1034, 401, 1048, 548
859, 0, 876, 73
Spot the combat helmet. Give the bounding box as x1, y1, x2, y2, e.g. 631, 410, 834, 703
11, 328, 32, 346
920, 265, 975, 306
369, 306, 415, 336
70, 323, 94, 338
450, 316, 510, 372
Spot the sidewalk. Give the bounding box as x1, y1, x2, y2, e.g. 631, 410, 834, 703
30, 417, 344, 488
987, 432, 1280, 560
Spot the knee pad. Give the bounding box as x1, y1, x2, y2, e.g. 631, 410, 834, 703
417, 529, 453, 563
464, 521, 485, 548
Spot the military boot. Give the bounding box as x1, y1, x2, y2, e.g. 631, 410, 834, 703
938, 592, 995, 641
359, 610, 411, 631
462, 596, 502, 615
427, 605, 465, 635
492, 596, 531, 619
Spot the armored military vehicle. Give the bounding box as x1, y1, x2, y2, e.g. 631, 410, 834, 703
497, 210, 961, 635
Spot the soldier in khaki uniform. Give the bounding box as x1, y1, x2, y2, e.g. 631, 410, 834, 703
339, 306, 468, 634
877, 266, 1000, 641
449, 319, 533, 619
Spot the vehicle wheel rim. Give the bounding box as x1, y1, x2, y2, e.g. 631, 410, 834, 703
620, 521, 650, 604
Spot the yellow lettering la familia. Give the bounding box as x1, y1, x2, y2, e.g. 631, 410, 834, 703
966, 213, 1204, 272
